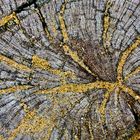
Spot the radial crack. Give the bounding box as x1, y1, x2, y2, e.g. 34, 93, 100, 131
125, 66, 140, 81
0, 54, 32, 72
102, 1, 112, 50
0, 85, 32, 94
117, 36, 140, 83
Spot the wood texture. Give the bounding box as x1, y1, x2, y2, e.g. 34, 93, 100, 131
0, 0, 140, 139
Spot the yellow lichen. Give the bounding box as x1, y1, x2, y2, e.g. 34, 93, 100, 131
32, 55, 76, 84
0, 2, 140, 140
32, 55, 50, 70
0, 135, 4, 140
129, 128, 140, 140
9, 106, 56, 140
0, 54, 32, 72
117, 37, 140, 83
102, 1, 112, 50
88, 120, 94, 140
0, 12, 19, 27
0, 85, 32, 94
58, 0, 69, 43
125, 66, 140, 81
74, 135, 79, 140
35, 81, 115, 94
44, 26, 54, 42
99, 89, 113, 121
58, 1, 97, 78
63, 44, 97, 77
121, 84, 140, 101
34, 78, 140, 101
51, 19, 58, 37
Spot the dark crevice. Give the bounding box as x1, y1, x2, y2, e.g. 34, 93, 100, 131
133, 111, 139, 128
34, 2, 53, 43
14, 0, 37, 13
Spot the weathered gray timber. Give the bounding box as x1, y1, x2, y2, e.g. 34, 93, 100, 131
0, 0, 140, 140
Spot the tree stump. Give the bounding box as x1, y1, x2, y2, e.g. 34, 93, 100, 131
0, 0, 140, 139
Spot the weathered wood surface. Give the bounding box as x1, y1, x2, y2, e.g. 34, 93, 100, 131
0, 0, 140, 139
